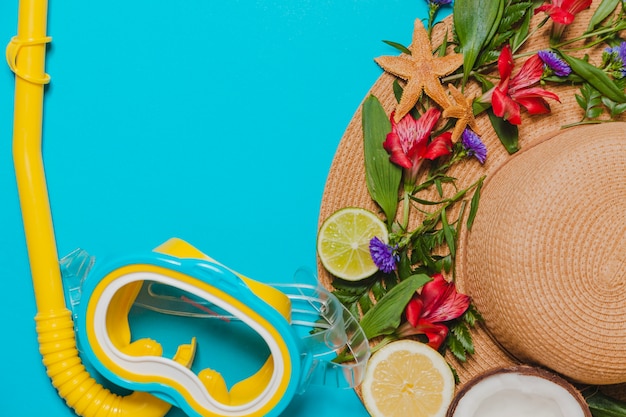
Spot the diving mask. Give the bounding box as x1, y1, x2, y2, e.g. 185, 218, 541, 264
61, 237, 370, 417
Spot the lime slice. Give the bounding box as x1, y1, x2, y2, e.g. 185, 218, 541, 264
317, 207, 388, 281
362, 340, 455, 417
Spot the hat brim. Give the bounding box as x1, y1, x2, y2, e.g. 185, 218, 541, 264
317, 1, 626, 401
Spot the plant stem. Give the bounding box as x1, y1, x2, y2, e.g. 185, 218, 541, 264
427, 4, 437, 37
398, 176, 485, 249
333, 335, 397, 363
369, 335, 397, 356
512, 16, 551, 54
553, 22, 626, 49
561, 119, 616, 129
402, 189, 411, 230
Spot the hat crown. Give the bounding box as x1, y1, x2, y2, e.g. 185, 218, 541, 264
460, 123, 626, 385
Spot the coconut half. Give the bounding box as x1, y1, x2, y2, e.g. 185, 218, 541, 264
446, 366, 591, 417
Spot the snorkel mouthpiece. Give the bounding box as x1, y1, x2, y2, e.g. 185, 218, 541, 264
62, 238, 370, 417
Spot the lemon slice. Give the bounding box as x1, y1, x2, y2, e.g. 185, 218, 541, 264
317, 207, 388, 281
362, 340, 455, 417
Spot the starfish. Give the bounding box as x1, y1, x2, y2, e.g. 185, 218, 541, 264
443, 84, 480, 142
375, 18, 463, 122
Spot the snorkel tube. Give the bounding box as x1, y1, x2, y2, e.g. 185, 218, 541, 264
8, 1, 172, 415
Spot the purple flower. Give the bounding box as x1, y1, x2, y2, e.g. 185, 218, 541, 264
538, 50, 572, 77
461, 129, 487, 164
605, 42, 626, 77
613, 42, 626, 64
369, 237, 398, 273
606, 42, 626, 60
428, 0, 453, 4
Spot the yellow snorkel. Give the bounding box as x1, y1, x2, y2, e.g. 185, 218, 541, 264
8, 0, 174, 415
8, 1, 369, 416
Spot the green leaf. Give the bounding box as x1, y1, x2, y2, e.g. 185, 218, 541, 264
358, 291, 375, 315
576, 82, 607, 120
348, 303, 360, 322
362, 95, 402, 224
466, 176, 484, 230
446, 331, 467, 362
510, 1, 534, 52
472, 98, 492, 116
332, 288, 362, 305
473, 72, 495, 93
584, 390, 626, 417
409, 195, 447, 205
543, 73, 584, 83
397, 249, 412, 280
561, 53, 626, 103
383, 273, 399, 292
359, 274, 432, 339
392, 79, 403, 104
475, 48, 501, 67
451, 322, 474, 354
371, 279, 386, 301
437, 29, 449, 57
435, 178, 444, 197
450, 365, 460, 385
586, 0, 621, 33
382, 39, 411, 55
587, 106, 604, 119
498, 2, 532, 33
454, 0, 505, 84
462, 304, 484, 327
602, 96, 626, 118
487, 108, 519, 154
441, 209, 456, 258
441, 253, 453, 273
480, 0, 533, 57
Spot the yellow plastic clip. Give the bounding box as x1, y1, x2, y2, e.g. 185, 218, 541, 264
6, 35, 52, 84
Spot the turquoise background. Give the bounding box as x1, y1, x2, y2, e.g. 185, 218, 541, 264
0, 1, 448, 415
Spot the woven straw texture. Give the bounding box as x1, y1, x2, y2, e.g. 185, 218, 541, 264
317, 0, 626, 401
460, 125, 626, 386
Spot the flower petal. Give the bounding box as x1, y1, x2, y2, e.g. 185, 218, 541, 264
414, 108, 442, 143
392, 111, 418, 154
405, 297, 422, 328
535, 4, 575, 24
498, 44, 514, 80
535, 0, 591, 24
513, 87, 560, 115
383, 131, 413, 168
509, 55, 544, 92
416, 320, 449, 350
514, 96, 552, 115
512, 86, 561, 103
538, 50, 572, 77
429, 289, 470, 322
419, 273, 448, 317
492, 87, 522, 125
420, 132, 453, 160
405, 108, 442, 160
567, 0, 592, 15
420, 274, 470, 323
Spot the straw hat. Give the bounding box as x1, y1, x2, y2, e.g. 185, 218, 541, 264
318, 0, 626, 401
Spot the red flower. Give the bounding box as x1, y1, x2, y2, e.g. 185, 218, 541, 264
396, 273, 470, 350
383, 109, 453, 188
490, 45, 560, 125
535, 0, 592, 40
